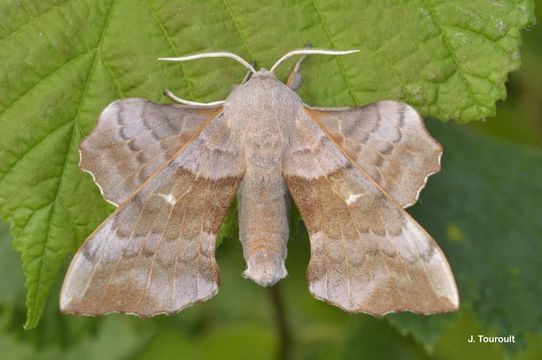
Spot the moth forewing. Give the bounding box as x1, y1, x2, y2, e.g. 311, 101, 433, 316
78, 99, 223, 206
304, 101, 443, 208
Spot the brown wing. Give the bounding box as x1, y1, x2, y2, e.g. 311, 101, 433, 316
60, 113, 245, 317
283, 110, 458, 315
305, 101, 441, 207
80, 98, 222, 206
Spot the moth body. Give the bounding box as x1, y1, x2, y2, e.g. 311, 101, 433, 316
226, 70, 301, 286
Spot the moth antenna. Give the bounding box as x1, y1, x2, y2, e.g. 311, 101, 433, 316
159, 51, 256, 73
164, 89, 226, 107
270, 48, 359, 73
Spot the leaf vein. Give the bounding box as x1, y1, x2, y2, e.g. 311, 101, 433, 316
100, 54, 125, 97
0, 0, 72, 45
310, 0, 357, 105
0, 121, 73, 183
0, 49, 95, 116
143, 0, 196, 100
221, 0, 255, 61
421, 1, 482, 114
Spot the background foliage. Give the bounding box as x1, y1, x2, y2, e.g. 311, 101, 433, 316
0, 0, 540, 358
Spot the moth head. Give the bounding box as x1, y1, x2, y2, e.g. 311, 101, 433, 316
158, 48, 359, 78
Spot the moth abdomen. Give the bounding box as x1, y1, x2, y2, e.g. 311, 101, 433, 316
237, 170, 289, 287
241, 234, 288, 287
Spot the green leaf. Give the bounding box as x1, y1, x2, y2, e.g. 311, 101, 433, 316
0, 223, 26, 305
341, 317, 430, 360
471, 1, 542, 147
387, 120, 542, 350
342, 311, 535, 360
431, 311, 508, 360
137, 324, 275, 360
0, 0, 534, 328
216, 200, 239, 247
0, 316, 150, 360
429, 310, 542, 360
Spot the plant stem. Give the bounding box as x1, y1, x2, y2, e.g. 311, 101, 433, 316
269, 284, 291, 360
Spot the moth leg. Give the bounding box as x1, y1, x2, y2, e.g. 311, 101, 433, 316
286, 43, 312, 90
164, 89, 225, 107
241, 61, 257, 83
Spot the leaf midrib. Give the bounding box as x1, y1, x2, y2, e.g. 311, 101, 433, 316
25, 0, 117, 328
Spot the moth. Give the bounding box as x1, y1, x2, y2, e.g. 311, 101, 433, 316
60, 48, 459, 317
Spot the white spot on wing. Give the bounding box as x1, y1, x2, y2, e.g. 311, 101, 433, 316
345, 193, 363, 205
157, 193, 177, 205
